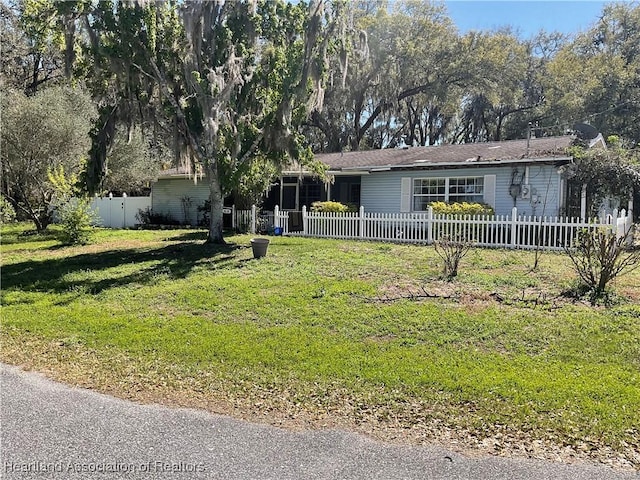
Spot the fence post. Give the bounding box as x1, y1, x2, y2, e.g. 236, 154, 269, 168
251, 204, 256, 234
302, 205, 308, 235
122, 193, 127, 228
274, 205, 280, 229
359, 205, 365, 239
511, 207, 518, 248
427, 206, 433, 244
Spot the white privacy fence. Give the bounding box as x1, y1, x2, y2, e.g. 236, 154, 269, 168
265, 205, 634, 251
90, 195, 152, 228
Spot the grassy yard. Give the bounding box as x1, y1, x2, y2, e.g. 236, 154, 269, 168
1, 223, 639, 469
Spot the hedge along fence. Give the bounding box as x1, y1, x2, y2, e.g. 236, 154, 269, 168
270, 205, 633, 251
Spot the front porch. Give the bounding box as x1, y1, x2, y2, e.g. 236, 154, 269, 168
262, 174, 361, 211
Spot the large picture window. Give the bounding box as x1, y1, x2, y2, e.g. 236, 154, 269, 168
412, 177, 484, 211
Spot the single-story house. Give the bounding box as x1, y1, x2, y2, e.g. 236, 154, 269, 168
151, 134, 607, 224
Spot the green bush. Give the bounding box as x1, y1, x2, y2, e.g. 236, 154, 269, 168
57, 197, 99, 245
136, 207, 181, 226
430, 201, 494, 216
310, 201, 350, 213
0, 195, 16, 224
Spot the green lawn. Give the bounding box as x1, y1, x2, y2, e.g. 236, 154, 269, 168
2, 223, 639, 468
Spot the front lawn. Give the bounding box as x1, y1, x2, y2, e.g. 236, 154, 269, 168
1, 223, 639, 469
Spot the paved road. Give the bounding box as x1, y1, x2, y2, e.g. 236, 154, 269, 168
1, 364, 637, 480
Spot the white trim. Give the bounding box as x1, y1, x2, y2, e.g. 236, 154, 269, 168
327, 170, 370, 176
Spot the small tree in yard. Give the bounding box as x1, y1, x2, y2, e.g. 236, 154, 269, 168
565, 227, 640, 304
434, 236, 473, 280
49, 166, 99, 245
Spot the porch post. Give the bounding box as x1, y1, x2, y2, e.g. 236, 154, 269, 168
274, 205, 280, 229
557, 170, 565, 216
580, 183, 587, 220
232, 204, 236, 230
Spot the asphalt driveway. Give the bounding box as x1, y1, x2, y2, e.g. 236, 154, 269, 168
1, 364, 637, 480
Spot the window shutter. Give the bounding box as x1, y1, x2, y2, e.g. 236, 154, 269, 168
483, 174, 496, 207
400, 177, 412, 212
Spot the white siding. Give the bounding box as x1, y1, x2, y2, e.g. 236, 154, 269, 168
151, 177, 210, 225
360, 164, 562, 217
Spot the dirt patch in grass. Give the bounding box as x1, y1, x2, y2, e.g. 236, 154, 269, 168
375, 281, 592, 312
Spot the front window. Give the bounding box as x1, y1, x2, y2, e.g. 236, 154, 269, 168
412, 176, 484, 211
449, 177, 484, 203
413, 178, 445, 211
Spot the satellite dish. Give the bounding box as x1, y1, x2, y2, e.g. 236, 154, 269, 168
573, 123, 599, 140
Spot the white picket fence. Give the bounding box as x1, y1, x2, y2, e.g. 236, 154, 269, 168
88, 198, 634, 250
261, 205, 634, 251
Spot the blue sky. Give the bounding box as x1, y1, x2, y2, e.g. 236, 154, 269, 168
443, 1, 615, 38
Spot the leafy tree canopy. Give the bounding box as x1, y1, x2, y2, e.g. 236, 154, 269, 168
1, 86, 96, 231
22, 0, 337, 243
565, 136, 640, 214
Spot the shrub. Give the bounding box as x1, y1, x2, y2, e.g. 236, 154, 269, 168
565, 226, 640, 304
0, 195, 16, 224
48, 165, 99, 245
430, 201, 494, 216
136, 207, 180, 226
56, 197, 99, 245
310, 201, 350, 213
434, 235, 473, 280
197, 201, 210, 227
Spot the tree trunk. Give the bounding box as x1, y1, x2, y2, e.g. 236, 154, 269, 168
206, 163, 226, 244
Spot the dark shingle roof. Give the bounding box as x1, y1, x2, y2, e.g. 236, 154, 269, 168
317, 135, 575, 171
157, 136, 576, 178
